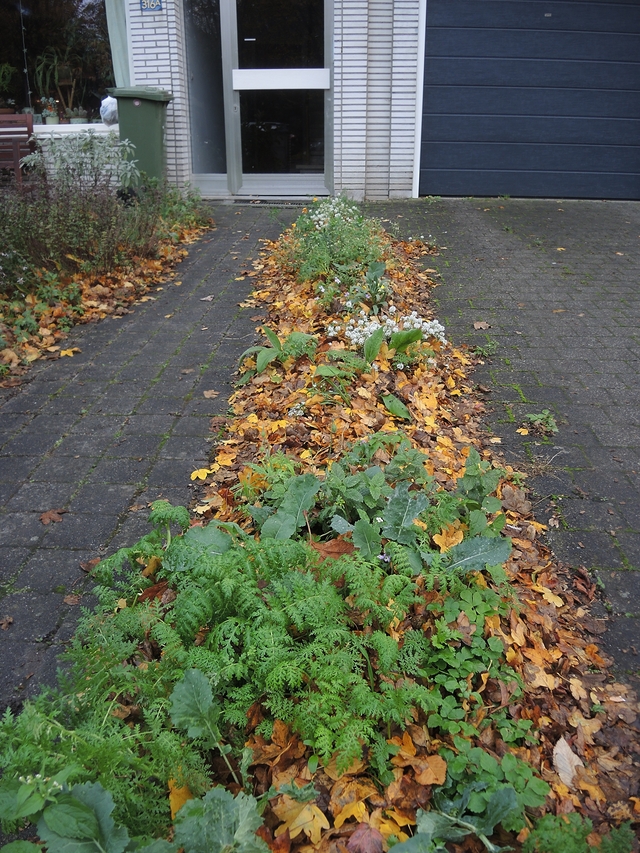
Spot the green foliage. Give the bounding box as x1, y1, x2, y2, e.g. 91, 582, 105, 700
382, 393, 412, 420
438, 741, 547, 830
280, 197, 389, 297
394, 785, 522, 852
346, 260, 391, 314
173, 787, 268, 853
22, 131, 140, 189
0, 138, 209, 315
523, 814, 634, 853
523, 410, 559, 435
238, 328, 317, 384
0, 432, 539, 846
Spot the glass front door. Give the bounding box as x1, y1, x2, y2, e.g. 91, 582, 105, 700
236, 0, 325, 176
185, 0, 330, 196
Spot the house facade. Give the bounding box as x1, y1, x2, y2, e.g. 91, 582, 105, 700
114, 0, 640, 200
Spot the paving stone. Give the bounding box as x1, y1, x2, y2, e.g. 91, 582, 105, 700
6, 481, 78, 513
104, 434, 163, 459
84, 456, 151, 486
0, 512, 47, 548
68, 483, 138, 515
0, 547, 31, 586
29, 454, 96, 484
0, 591, 62, 642
42, 512, 120, 550
15, 548, 93, 595
120, 414, 177, 436
0, 456, 41, 481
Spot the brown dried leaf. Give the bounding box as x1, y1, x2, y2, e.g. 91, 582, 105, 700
346, 823, 384, 853
553, 737, 584, 787
40, 508, 68, 525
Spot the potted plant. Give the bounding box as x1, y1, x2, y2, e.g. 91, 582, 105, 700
41, 96, 59, 124
65, 106, 88, 124
0, 63, 17, 113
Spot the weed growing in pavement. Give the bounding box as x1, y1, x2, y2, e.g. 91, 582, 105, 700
523, 409, 559, 436
472, 337, 499, 358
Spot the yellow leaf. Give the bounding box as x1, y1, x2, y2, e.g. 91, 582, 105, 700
334, 800, 367, 829
433, 523, 464, 553
516, 427, 529, 435
190, 467, 214, 481
216, 449, 238, 467
60, 347, 81, 357
273, 798, 329, 845
168, 778, 193, 819
203, 390, 220, 399
531, 583, 564, 608
569, 677, 588, 702
116, 598, 127, 610
299, 449, 312, 459
489, 437, 502, 444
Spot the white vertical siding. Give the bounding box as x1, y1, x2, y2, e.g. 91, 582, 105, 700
127, 0, 191, 185
334, 0, 421, 199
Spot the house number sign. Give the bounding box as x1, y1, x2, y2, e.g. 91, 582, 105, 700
140, 0, 162, 10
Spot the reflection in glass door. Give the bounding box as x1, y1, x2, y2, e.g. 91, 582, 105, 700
235, 0, 326, 177
185, 0, 330, 195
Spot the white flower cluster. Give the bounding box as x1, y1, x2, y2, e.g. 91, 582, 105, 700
338, 307, 447, 347
287, 403, 306, 417
307, 197, 360, 231
18, 773, 63, 791
402, 311, 447, 342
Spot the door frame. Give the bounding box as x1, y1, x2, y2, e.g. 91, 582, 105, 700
219, 0, 333, 196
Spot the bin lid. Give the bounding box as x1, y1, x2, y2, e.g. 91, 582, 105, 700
107, 87, 173, 103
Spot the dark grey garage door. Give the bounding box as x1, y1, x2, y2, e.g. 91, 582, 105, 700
419, 0, 640, 199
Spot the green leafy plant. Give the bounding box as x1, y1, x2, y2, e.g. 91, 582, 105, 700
393, 784, 521, 852
522, 410, 558, 436
523, 813, 634, 853
238, 327, 317, 384
280, 197, 389, 297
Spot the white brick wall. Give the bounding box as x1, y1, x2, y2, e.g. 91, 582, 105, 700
127, 0, 191, 185
333, 0, 421, 199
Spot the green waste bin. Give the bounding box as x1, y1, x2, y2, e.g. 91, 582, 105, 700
107, 87, 173, 181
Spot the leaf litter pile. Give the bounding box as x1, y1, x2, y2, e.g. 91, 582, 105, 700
0, 198, 637, 853
0, 229, 203, 386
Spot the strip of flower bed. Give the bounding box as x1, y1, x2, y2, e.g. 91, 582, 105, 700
0, 200, 636, 853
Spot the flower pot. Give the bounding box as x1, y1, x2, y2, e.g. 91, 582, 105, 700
44, 114, 59, 125
70, 117, 86, 124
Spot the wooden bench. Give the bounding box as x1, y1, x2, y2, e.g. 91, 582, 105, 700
0, 114, 35, 185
